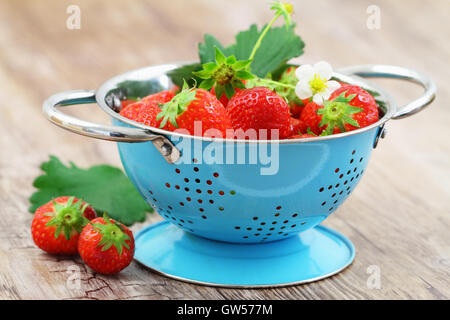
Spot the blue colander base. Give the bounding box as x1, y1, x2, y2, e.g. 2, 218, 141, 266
134, 221, 355, 287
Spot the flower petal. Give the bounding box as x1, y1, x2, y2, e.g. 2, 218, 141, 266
295, 81, 313, 99
313, 94, 325, 105
326, 80, 341, 92
314, 61, 333, 80
295, 64, 314, 81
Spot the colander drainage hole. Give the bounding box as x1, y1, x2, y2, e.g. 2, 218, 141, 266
201, 215, 207, 219
276, 206, 282, 210
184, 178, 189, 183
175, 169, 180, 174
194, 167, 199, 172
213, 172, 219, 178
253, 217, 258, 220
209, 200, 214, 204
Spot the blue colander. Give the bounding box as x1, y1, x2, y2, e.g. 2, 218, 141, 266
43, 64, 435, 287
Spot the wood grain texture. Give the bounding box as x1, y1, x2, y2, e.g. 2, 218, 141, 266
0, 0, 449, 300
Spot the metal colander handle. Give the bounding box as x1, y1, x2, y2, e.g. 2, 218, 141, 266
337, 65, 436, 120
42, 90, 180, 163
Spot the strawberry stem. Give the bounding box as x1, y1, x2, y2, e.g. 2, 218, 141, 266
248, 2, 293, 62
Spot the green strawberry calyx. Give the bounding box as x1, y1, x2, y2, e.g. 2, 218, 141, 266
193, 47, 254, 99
156, 81, 197, 128
45, 197, 90, 240
317, 91, 363, 135
91, 214, 131, 256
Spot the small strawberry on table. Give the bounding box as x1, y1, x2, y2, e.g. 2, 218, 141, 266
78, 215, 135, 275
31, 196, 97, 255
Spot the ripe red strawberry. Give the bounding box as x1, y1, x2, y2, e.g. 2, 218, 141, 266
290, 117, 307, 136
141, 90, 175, 105
299, 101, 323, 135
300, 85, 379, 135
31, 197, 97, 255
227, 87, 292, 139
119, 101, 142, 120
121, 99, 137, 109
119, 90, 175, 130
157, 84, 232, 137
78, 215, 134, 274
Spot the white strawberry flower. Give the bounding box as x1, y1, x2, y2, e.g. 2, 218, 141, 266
295, 61, 341, 105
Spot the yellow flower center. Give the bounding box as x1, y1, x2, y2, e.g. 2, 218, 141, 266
283, 3, 294, 14
309, 75, 327, 94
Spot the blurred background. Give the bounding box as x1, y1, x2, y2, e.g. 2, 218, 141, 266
0, 0, 449, 299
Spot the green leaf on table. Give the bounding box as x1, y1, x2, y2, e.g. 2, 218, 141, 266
29, 156, 152, 226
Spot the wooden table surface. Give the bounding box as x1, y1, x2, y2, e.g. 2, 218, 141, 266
0, 0, 449, 300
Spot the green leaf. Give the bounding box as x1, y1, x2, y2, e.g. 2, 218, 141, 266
192, 69, 212, 79
214, 47, 227, 65
29, 156, 152, 226
167, 63, 202, 88
233, 24, 304, 77
199, 24, 304, 78
199, 34, 227, 64
199, 78, 215, 90
214, 84, 225, 100
236, 70, 255, 80
224, 83, 236, 99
